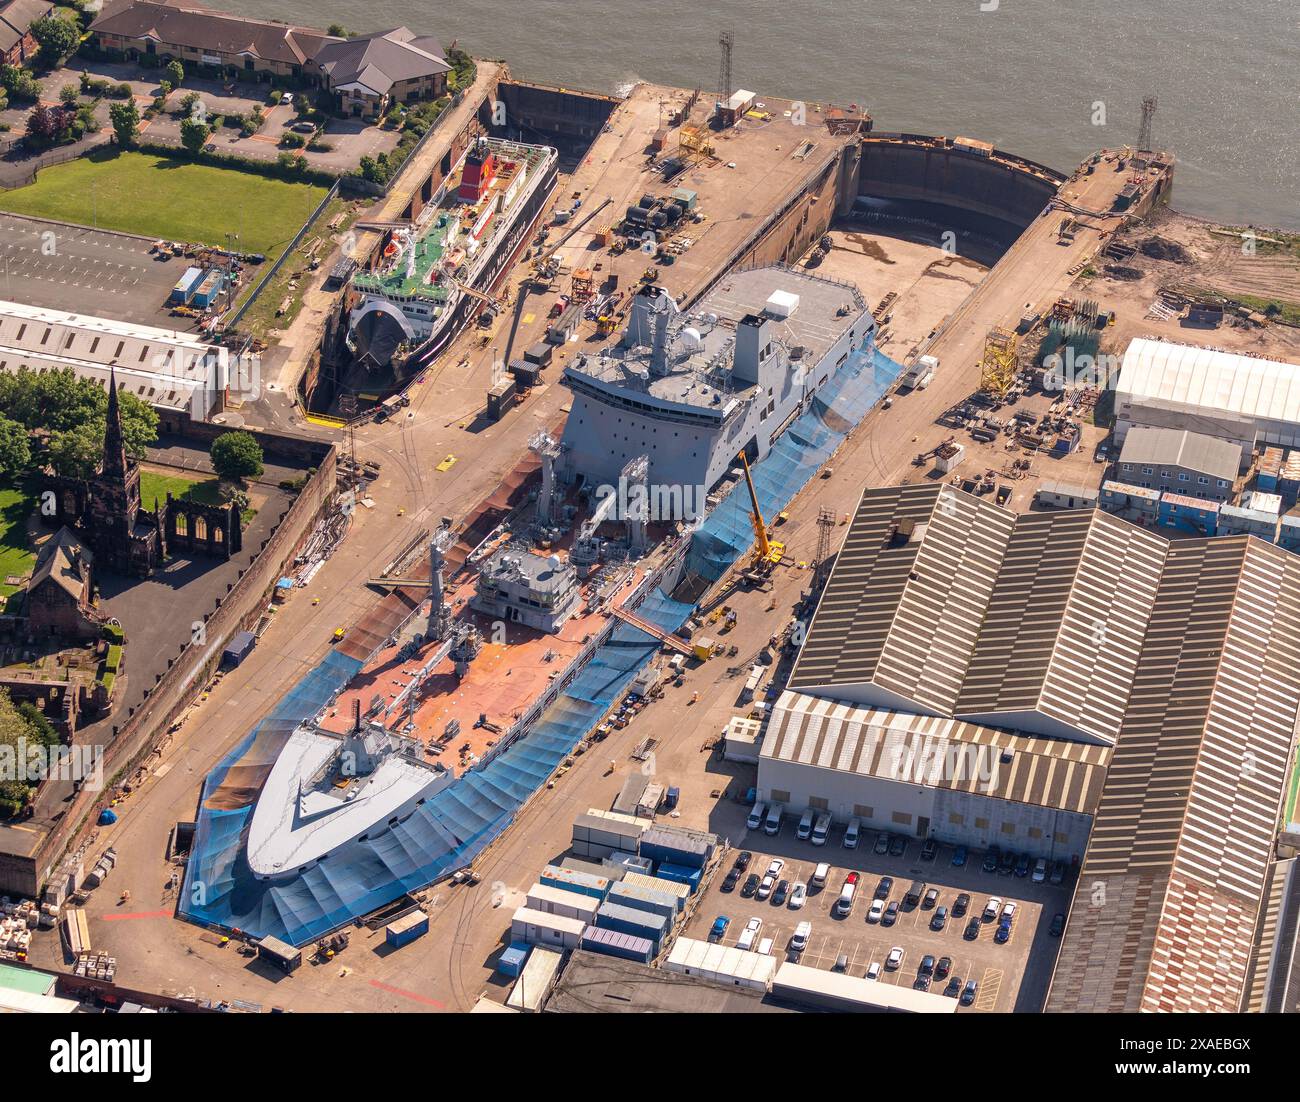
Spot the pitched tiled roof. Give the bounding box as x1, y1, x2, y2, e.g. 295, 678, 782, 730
0, 0, 55, 54
313, 27, 449, 97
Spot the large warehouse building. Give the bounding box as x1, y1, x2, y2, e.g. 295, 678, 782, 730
1113, 337, 1300, 466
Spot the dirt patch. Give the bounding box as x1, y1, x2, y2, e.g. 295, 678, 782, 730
1138, 236, 1190, 263
1103, 265, 1144, 281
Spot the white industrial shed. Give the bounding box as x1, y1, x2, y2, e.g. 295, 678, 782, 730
1114, 338, 1300, 463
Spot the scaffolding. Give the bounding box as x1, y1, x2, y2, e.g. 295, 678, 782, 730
978, 326, 1019, 399
570, 268, 595, 303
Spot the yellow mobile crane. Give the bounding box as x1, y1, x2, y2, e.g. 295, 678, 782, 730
738, 452, 784, 571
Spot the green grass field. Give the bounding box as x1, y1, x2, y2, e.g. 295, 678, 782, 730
0, 485, 37, 604
0, 150, 327, 257
139, 469, 222, 510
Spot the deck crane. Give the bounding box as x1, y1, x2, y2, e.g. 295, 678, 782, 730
738, 452, 784, 572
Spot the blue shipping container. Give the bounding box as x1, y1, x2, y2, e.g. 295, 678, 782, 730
581, 925, 654, 964
385, 911, 429, 949
541, 864, 610, 901
170, 266, 203, 304
594, 901, 668, 948
607, 881, 678, 923
497, 942, 530, 977
654, 861, 702, 893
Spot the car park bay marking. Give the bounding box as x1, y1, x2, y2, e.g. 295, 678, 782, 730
974, 967, 1003, 1011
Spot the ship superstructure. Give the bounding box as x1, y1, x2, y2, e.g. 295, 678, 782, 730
347, 135, 559, 380
558, 265, 875, 512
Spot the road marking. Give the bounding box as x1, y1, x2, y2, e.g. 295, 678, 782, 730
975, 966, 1003, 1011
368, 979, 446, 1007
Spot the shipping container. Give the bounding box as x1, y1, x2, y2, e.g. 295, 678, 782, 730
507, 360, 542, 388
191, 268, 226, 309
525, 882, 600, 923
497, 942, 530, 977
665, 936, 777, 991
607, 880, 679, 923
524, 341, 553, 368
653, 861, 702, 893
487, 377, 518, 421
639, 824, 716, 869
622, 871, 690, 911
511, 905, 585, 950
540, 864, 611, 901
170, 266, 204, 304
571, 809, 648, 859
385, 909, 429, 949
221, 630, 256, 670
560, 856, 624, 881
256, 934, 302, 974
594, 901, 669, 949
601, 851, 653, 877
637, 783, 664, 817
612, 774, 650, 816
506, 946, 563, 1012
580, 924, 655, 964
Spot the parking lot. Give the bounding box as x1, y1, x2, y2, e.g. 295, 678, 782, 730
0, 212, 195, 328
685, 824, 1074, 1012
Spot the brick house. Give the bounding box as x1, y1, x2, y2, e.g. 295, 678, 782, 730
0, 0, 55, 67
25, 527, 103, 641
312, 27, 450, 119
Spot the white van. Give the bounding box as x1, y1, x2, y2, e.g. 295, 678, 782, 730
811, 813, 832, 847
747, 802, 767, 831
764, 804, 783, 836
843, 817, 862, 849
790, 921, 812, 952
737, 916, 763, 951
834, 872, 860, 917
811, 862, 831, 888
796, 809, 815, 841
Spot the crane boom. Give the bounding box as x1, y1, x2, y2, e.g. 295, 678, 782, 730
737, 452, 782, 570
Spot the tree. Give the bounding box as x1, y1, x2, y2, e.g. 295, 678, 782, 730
116, 390, 158, 459
0, 690, 58, 819
30, 14, 80, 64
326, 23, 348, 37
109, 98, 139, 147
210, 431, 263, 482
165, 59, 184, 88
59, 83, 78, 106
179, 115, 210, 154
46, 422, 101, 479
0, 416, 30, 477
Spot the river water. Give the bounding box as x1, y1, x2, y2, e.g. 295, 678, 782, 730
223, 0, 1298, 228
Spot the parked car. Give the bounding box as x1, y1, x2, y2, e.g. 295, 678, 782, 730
922, 887, 939, 909
883, 901, 899, 927
875, 875, 893, 899
913, 976, 931, 991
868, 898, 885, 923
865, 961, 881, 981
920, 838, 938, 861
796, 809, 815, 841
961, 978, 978, 1005
885, 946, 904, 970
1015, 853, 1032, 878
788, 881, 807, 910
1049, 912, 1065, 938
746, 803, 767, 831
844, 817, 862, 849
833, 953, 849, 972
1032, 857, 1048, 883
709, 915, 730, 941
889, 835, 907, 857
930, 905, 948, 931
737, 916, 763, 951
983, 897, 1002, 922
919, 954, 935, 976
281, 92, 294, 107
721, 868, 741, 892
964, 917, 981, 940
935, 956, 951, 980
291, 120, 316, 133
874, 832, 890, 855
790, 920, 812, 952
834, 871, 860, 917
982, 847, 1000, 874
994, 922, 1011, 944
1000, 901, 1017, 922
766, 858, 785, 878
772, 879, 790, 906
811, 862, 831, 889
741, 873, 760, 898
999, 850, 1016, 876
952, 845, 968, 868
1050, 860, 1067, 886
944, 975, 963, 998
756, 874, 776, 900
953, 892, 970, 918
811, 813, 832, 847
735, 850, 753, 872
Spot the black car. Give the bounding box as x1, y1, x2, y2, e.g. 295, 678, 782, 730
964, 917, 980, 940
772, 879, 790, 906
1049, 912, 1066, 938
930, 906, 948, 931
1015, 853, 1032, 878
735, 850, 753, 872
740, 873, 760, 897
953, 892, 971, 918
999, 850, 1016, 876
721, 868, 741, 892
994, 923, 1011, 944
913, 976, 932, 992
875, 875, 893, 900
982, 848, 1000, 874
935, 955, 951, 980
889, 835, 907, 857
882, 901, 899, 927
922, 887, 939, 909
1049, 860, 1067, 886
944, 975, 963, 998
919, 954, 936, 977
920, 838, 938, 861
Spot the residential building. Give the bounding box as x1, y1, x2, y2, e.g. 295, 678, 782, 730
312, 27, 450, 119
0, 0, 52, 67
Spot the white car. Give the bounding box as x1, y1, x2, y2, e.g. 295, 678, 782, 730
1001, 901, 1018, 922
737, 916, 763, 951
746, 802, 767, 831
843, 816, 862, 849
756, 873, 776, 900
788, 881, 807, 909
281, 92, 294, 107
885, 946, 904, 970
790, 921, 812, 952
766, 857, 785, 878
865, 961, 881, 981
984, 897, 1002, 922
867, 898, 885, 923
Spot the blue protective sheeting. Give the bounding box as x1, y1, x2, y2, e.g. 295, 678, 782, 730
180, 343, 901, 946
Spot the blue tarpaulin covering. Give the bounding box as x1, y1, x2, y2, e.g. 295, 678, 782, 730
180, 339, 902, 946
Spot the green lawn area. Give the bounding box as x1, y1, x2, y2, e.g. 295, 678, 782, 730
0, 150, 328, 258
139, 469, 222, 510
0, 485, 37, 604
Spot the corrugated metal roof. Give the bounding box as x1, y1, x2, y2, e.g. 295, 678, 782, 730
1117, 424, 1240, 481
762, 691, 1110, 815
1117, 338, 1300, 425
665, 937, 778, 985
772, 961, 956, 1013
